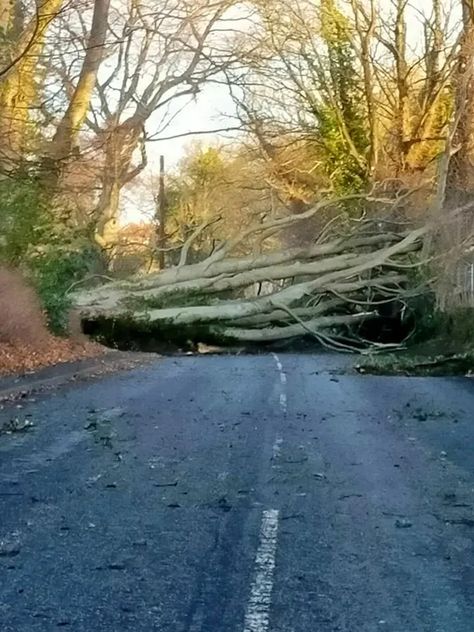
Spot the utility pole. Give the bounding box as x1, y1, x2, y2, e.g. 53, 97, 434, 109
157, 155, 167, 270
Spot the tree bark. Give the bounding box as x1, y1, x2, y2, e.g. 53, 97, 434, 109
218, 312, 377, 342
446, 0, 474, 203
0, 0, 63, 169
93, 118, 145, 248
394, 0, 409, 174
48, 0, 110, 163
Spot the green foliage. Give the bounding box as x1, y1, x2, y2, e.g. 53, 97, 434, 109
405, 278, 474, 346
165, 145, 230, 264
29, 248, 94, 334
317, 0, 368, 194
359, 350, 474, 376
420, 307, 474, 346
318, 106, 366, 194
185, 146, 225, 187
359, 301, 474, 376
0, 173, 46, 262
0, 171, 100, 334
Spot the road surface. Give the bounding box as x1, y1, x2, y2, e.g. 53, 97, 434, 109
1, 353, 474, 631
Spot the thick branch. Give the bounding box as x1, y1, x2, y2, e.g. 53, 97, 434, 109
217, 313, 378, 342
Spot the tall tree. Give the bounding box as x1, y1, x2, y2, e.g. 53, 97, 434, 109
318, 0, 368, 191
446, 0, 474, 203
47, 0, 111, 166
86, 0, 236, 248
0, 0, 64, 170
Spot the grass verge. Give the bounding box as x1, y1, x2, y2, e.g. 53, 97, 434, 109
357, 338, 474, 377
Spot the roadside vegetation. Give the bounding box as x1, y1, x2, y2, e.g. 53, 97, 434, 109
0, 0, 473, 375
358, 307, 474, 376
0, 268, 103, 376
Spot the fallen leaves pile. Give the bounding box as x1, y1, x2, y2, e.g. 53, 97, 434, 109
0, 267, 107, 377
0, 337, 106, 377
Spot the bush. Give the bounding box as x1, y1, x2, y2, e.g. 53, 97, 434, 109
409, 289, 474, 346
0, 173, 45, 263
29, 247, 98, 335
428, 307, 474, 345
0, 171, 103, 335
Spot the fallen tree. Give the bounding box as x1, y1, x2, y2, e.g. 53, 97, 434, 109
71, 195, 438, 349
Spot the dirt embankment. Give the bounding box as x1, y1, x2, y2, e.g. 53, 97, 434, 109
0, 268, 105, 376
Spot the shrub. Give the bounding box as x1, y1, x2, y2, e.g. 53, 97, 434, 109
29, 247, 98, 335
0, 173, 45, 263
0, 171, 103, 335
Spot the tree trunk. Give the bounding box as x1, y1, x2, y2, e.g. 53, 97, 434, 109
446, 0, 474, 204
394, 0, 409, 174
434, 0, 474, 310
48, 0, 110, 164
74, 232, 403, 311
0, 0, 64, 170
93, 117, 145, 249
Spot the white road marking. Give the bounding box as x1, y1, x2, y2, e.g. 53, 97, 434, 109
271, 353, 283, 373
271, 353, 288, 413
272, 436, 283, 460
271, 352, 281, 368
243, 509, 280, 632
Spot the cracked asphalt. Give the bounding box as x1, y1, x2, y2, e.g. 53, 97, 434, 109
0, 353, 474, 631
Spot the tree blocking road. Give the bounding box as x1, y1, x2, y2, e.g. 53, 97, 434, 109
72, 196, 432, 348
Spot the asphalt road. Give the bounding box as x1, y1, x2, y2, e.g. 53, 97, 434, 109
1, 353, 474, 632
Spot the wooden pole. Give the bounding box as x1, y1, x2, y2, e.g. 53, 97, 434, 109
157, 154, 166, 270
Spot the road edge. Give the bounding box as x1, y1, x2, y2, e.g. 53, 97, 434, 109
0, 351, 160, 403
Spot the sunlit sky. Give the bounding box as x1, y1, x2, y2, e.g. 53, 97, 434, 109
146, 81, 236, 168
121, 80, 236, 223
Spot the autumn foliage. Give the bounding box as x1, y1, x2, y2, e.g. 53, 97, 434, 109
0, 268, 103, 376
0, 268, 49, 346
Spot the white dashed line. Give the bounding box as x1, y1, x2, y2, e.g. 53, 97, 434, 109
243, 509, 280, 632
271, 353, 288, 413
271, 352, 283, 372
272, 436, 283, 460
240, 357, 284, 631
